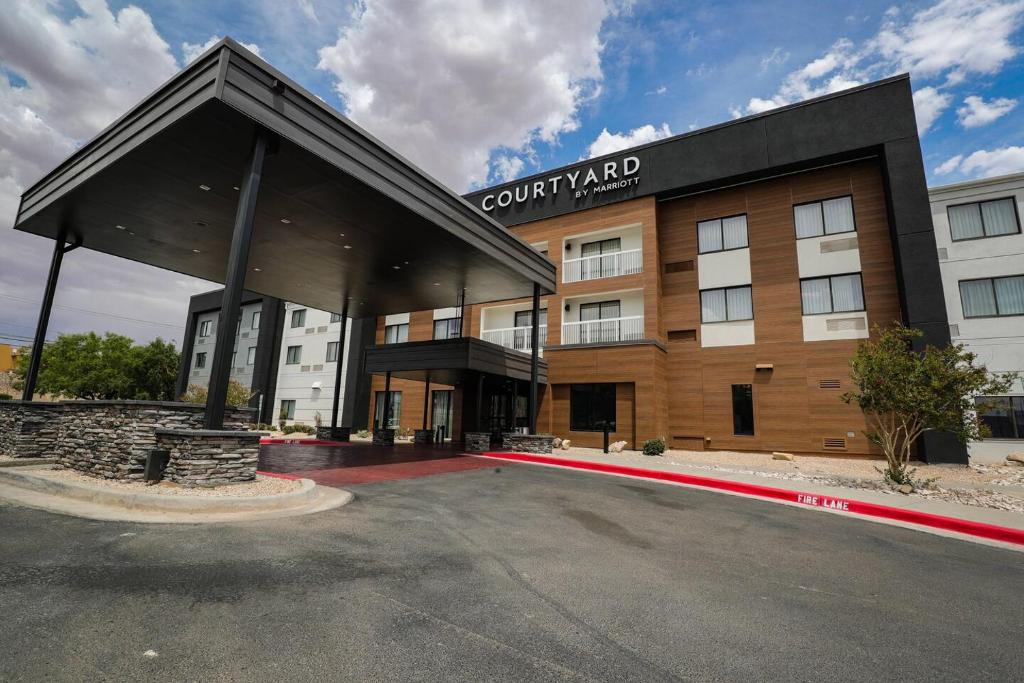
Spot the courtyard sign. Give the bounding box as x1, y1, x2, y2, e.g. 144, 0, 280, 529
480, 156, 641, 211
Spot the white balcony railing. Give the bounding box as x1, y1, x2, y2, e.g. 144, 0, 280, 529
561, 316, 644, 345
562, 248, 642, 283
481, 324, 548, 355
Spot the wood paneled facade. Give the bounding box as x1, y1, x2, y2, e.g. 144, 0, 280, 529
370, 159, 900, 456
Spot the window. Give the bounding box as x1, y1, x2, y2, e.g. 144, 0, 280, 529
579, 237, 622, 278
433, 318, 462, 340
513, 309, 548, 348
198, 320, 212, 337
251, 310, 260, 330
247, 346, 256, 365
698, 214, 748, 254
285, 345, 302, 364
326, 341, 340, 362
232, 351, 236, 367
959, 275, 1024, 318
800, 273, 865, 315
794, 196, 855, 238
290, 309, 306, 328
975, 396, 1024, 439
375, 391, 402, 429
570, 384, 616, 432
330, 312, 343, 323
700, 286, 753, 323
384, 323, 409, 344
732, 384, 754, 436
948, 198, 1020, 241
194, 352, 207, 369
279, 399, 296, 420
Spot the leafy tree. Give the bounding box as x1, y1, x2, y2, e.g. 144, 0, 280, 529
180, 380, 253, 407
15, 333, 181, 401
842, 324, 1017, 485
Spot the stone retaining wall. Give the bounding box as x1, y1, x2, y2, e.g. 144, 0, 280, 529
157, 429, 262, 486
464, 432, 490, 453
0, 400, 255, 481
502, 433, 555, 454
316, 426, 350, 441
413, 429, 434, 445
372, 429, 395, 446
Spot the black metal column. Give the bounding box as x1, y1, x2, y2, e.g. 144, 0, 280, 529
330, 303, 349, 431
204, 129, 269, 429
380, 371, 392, 430
528, 283, 540, 434
422, 374, 431, 429
22, 226, 79, 401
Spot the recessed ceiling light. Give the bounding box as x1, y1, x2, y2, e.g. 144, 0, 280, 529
404, 261, 410, 265
198, 184, 210, 191
343, 245, 352, 249
339, 232, 345, 237
192, 248, 201, 253
392, 265, 401, 270
195, 221, 207, 227
280, 218, 291, 224
433, 282, 440, 286
115, 224, 126, 230
232, 186, 239, 191
128, 231, 135, 236
253, 267, 262, 272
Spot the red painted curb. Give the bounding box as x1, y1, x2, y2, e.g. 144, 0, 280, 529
259, 438, 350, 446
477, 452, 1024, 547
256, 470, 302, 480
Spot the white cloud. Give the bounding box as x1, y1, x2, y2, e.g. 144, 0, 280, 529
735, 0, 1024, 133
317, 0, 623, 191
957, 95, 1018, 128
759, 47, 790, 71
645, 85, 667, 96
912, 86, 953, 133
934, 146, 1024, 178
182, 36, 262, 63
586, 123, 673, 158
492, 155, 525, 183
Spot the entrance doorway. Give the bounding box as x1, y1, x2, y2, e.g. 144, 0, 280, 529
431, 390, 454, 441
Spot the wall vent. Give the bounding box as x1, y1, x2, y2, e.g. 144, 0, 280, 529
317, 326, 328, 333
313, 364, 324, 371
240, 332, 249, 339
197, 338, 206, 345
192, 370, 200, 376
949, 323, 960, 337
305, 327, 315, 334
937, 247, 948, 260
300, 365, 311, 373
664, 260, 695, 273
826, 317, 867, 332
668, 329, 697, 341
819, 236, 858, 253
819, 379, 841, 389
822, 437, 847, 450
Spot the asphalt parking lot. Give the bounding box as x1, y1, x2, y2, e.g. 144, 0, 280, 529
1, 462, 1021, 681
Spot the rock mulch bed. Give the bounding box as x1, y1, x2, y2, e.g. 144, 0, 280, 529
35, 468, 301, 497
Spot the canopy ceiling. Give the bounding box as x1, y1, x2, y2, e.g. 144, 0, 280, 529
14, 39, 555, 317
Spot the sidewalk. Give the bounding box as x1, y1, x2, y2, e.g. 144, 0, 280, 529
475, 448, 1024, 550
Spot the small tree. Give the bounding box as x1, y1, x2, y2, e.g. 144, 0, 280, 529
180, 380, 253, 407
842, 324, 1017, 485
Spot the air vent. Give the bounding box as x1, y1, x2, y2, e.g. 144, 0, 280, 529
819, 379, 841, 389
949, 323, 960, 337
317, 326, 328, 333
240, 332, 250, 339
826, 317, 867, 331
819, 236, 858, 253
305, 327, 315, 334
192, 370, 200, 376
197, 338, 206, 344
300, 365, 311, 372
823, 437, 847, 450
313, 364, 324, 371
664, 260, 695, 273
668, 329, 697, 341
937, 247, 948, 260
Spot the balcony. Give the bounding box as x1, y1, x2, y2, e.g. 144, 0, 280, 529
481, 325, 548, 356
561, 316, 644, 345
562, 248, 642, 284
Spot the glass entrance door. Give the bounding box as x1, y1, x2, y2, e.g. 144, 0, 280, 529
431, 390, 454, 441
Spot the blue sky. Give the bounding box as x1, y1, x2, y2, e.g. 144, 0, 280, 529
0, 0, 1022, 347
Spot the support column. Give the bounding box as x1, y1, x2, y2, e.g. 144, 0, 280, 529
381, 371, 392, 430
422, 374, 431, 430
330, 303, 349, 431
22, 226, 80, 401
205, 128, 270, 429
528, 282, 540, 435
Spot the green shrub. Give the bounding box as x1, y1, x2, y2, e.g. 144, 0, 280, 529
180, 380, 253, 408
281, 424, 316, 435
642, 438, 666, 456
356, 429, 370, 439
0, 393, 12, 401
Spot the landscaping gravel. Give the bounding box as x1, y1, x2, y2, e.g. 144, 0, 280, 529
35, 468, 302, 497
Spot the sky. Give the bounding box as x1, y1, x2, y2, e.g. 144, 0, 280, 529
0, 0, 1021, 349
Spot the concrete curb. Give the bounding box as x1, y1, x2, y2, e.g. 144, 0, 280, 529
0, 458, 57, 468
477, 452, 1024, 550
0, 466, 320, 514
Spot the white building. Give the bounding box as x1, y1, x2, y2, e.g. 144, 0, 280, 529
274, 303, 351, 426
186, 299, 265, 392
930, 172, 1024, 461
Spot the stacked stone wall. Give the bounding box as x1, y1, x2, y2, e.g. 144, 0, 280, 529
502, 433, 555, 454
0, 402, 63, 458
158, 430, 261, 486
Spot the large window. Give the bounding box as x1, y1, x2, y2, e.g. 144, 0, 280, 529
794, 196, 855, 239
330, 312, 343, 323
375, 391, 402, 429
251, 310, 261, 330
698, 214, 748, 254
433, 318, 462, 340
975, 396, 1024, 439
570, 383, 616, 432
800, 273, 865, 315
285, 345, 302, 364
579, 237, 622, 279
247, 346, 256, 365
194, 351, 207, 369
279, 399, 296, 420
290, 309, 306, 328
732, 384, 754, 436
198, 320, 212, 337
326, 341, 340, 362
959, 275, 1024, 318
948, 198, 1020, 241
700, 286, 753, 323
384, 323, 409, 344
